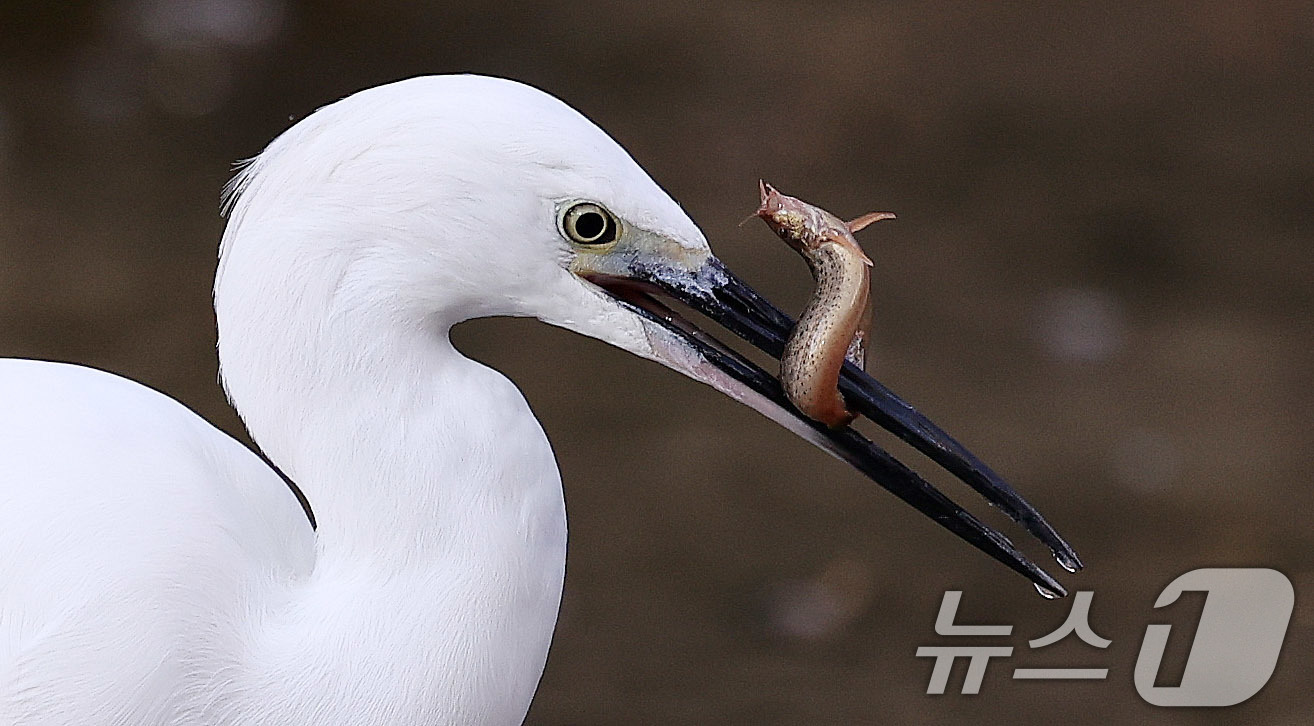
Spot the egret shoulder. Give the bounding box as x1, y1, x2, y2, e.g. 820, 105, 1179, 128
0, 360, 313, 721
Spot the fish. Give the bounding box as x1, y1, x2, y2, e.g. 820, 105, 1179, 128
756, 181, 894, 428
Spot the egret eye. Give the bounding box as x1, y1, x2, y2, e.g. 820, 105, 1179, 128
560, 202, 618, 246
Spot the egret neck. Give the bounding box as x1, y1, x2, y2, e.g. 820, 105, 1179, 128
216, 222, 566, 723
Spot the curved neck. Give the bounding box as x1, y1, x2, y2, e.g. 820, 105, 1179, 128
216, 238, 568, 723
289, 335, 557, 561
213, 211, 554, 554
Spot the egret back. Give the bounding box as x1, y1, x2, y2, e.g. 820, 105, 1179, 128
0, 359, 313, 724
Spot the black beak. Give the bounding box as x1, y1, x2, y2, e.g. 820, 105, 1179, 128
586, 256, 1080, 597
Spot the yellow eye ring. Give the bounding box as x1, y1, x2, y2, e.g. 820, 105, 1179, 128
559, 202, 619, 246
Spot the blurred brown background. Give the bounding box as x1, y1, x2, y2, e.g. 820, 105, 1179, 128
2, 1, 1312, 724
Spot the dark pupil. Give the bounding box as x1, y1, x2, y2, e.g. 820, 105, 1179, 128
574, 211, 606, 241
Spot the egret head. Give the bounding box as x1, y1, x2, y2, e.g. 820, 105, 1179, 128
218, 75, 1077, 594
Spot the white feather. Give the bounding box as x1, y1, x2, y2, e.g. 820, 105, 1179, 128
1, 75, 712, 724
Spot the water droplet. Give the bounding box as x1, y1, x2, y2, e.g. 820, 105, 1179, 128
1056, 552, 1081, 573
1033, 582, 1061, 600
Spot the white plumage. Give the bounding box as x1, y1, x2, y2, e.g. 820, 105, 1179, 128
1, 75, 715, 724
0, 72, 1077, 725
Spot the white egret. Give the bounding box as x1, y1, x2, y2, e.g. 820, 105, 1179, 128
0, 75, 1078, 724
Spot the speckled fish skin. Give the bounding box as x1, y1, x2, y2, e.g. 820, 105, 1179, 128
755, 181, 893, 428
